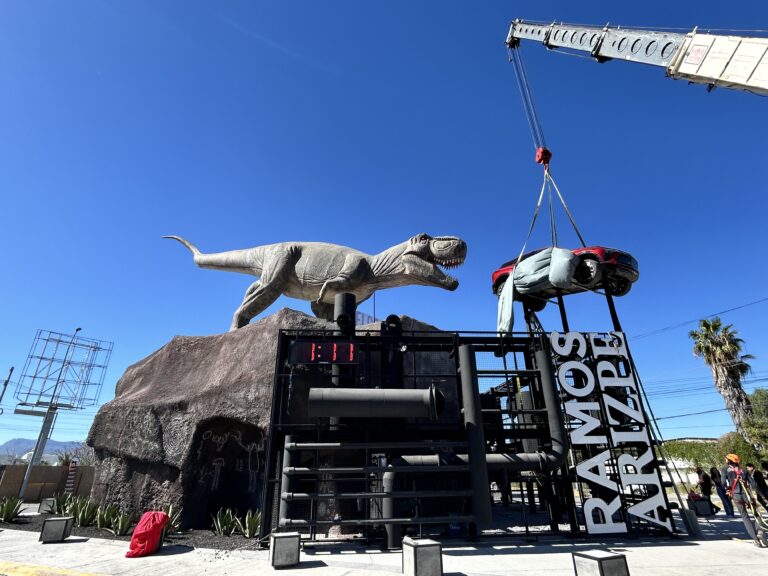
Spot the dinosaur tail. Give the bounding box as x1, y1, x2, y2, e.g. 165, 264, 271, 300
163, 235, 201, 257
163, 235, 260, 275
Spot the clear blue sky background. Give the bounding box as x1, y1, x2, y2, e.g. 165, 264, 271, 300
1, 1, 767, 447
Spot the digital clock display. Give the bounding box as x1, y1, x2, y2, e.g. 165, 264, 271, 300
288, 341, 358, 365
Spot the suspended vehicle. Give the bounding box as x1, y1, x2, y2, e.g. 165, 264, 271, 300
497, 19, 766, 331
491, 245, 639, 300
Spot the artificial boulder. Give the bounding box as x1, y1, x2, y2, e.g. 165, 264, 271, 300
87, 308, 334, 528
87, 308, 440, 529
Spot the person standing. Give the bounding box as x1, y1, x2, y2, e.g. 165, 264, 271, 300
711, 465, 734, 516
723, 454, 764, 548
695, 466, 718, 514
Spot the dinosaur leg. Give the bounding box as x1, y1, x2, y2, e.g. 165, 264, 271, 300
310, 301, 335, 321
230, 251, 294, 330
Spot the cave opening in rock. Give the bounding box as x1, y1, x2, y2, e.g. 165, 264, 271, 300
182, 418, 265, 529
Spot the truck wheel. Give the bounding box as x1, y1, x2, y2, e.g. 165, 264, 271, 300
521, 295, 547, 312
607, 278, 632, 297
574, 256, 602, 289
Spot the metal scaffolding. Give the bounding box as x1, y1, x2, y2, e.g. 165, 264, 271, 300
13, 328, 113, 497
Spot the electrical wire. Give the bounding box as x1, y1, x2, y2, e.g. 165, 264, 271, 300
631, 296, 768, 340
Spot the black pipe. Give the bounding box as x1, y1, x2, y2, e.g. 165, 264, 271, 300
285, 441, 467, 451
286, 464, 469, 475
284, 515, 474, 527
282, 490, 474, 500
331, 293, 357, 429
381, 340, 567, 546
458, 344, 493, 529
277, 434, 295, 529
307, 386, 444, 419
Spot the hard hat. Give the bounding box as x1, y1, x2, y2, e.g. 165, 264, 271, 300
726, 453, 740, 464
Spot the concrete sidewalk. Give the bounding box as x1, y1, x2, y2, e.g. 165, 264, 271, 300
1, 515, 765, 576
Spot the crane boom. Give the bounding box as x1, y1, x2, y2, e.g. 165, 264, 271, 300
507, 20, 768, 96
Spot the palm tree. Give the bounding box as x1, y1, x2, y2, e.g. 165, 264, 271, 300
689, 317, 758, 449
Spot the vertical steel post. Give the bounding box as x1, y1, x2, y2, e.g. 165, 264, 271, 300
278, 435, 294, 529
555, 291, 570, 332
605, 293, 623, 332
458, 344, 492, 528
331, 293, 356, 428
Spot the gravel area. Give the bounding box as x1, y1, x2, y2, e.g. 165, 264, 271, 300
2, 513, 265, 551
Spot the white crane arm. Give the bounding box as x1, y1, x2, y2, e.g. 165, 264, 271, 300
507, 20, 768, 96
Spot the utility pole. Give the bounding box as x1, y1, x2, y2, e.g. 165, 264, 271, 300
19, 328, 81, 499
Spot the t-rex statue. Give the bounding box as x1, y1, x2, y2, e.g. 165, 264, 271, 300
164, 234, 467, 330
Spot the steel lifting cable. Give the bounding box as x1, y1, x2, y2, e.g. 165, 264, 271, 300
508, 45, 587, 248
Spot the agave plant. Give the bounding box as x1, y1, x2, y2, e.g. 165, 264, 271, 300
235, 509, 261, 539
109, 511, 133, 536
96, 504, 119, 531
0, 496, 23, 523
212, 507, 237, 536
75, 500, 98, 527
53, 493, 72, 515
66, 495, 87, 518
162, 503, 182, 535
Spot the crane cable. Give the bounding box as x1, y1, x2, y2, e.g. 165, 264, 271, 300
508, 46, 587, 249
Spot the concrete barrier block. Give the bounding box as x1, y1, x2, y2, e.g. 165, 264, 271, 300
269, 532, 300, 568
402, 537, 442, 576
572, 550, 629, 576
680, 508, 702, 537
38, 498, 56, 513
39, 516, 74, 543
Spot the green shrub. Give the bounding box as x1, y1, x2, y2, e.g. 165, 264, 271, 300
162, 503, 182, 535
109, 511, 133, 536
75, 500, 98, 527
96, 504, 119, 531
0, 496, 23, 523
212, 507, 237, 536
67, 495, 87, 518
235, 509, 261, 539
53, 493, 72, 515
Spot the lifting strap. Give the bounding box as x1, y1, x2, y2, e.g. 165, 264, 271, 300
508, 46, 587, 249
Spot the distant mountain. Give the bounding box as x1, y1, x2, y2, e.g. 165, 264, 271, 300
0, 438, 84, 456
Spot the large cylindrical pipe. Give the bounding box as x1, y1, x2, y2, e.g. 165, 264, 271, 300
533, 343, 567, 469
334, 292, 357, 336
458, 344, 493, 528
380, 340, 567, 546
278, 435, 295, 529
383, 463, 398, 549
307, 386, 444, 419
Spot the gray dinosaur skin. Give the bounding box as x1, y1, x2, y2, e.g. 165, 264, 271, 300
164, 233, 467, 331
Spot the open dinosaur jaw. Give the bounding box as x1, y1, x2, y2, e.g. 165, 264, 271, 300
429, 256, 466, 290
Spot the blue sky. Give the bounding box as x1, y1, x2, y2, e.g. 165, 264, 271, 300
1, 1, 767, 447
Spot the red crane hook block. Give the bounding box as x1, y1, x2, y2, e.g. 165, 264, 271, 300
535, 146, 552, 166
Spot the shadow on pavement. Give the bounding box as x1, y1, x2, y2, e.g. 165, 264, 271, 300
156, 545, 194, 556
52, 537, 90, 544
291, 560, 329, 569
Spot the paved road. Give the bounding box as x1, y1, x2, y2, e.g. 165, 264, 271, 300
1, 514, 765, 576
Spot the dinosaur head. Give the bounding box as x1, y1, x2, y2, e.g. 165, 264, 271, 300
401, 233, 467, 290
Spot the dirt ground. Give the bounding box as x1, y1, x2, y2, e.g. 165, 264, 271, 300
2, 513, 264, 551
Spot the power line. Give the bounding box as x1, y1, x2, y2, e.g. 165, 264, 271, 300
631, 296, 768, 340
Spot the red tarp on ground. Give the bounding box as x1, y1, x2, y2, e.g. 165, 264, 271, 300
125, 511, 169, 558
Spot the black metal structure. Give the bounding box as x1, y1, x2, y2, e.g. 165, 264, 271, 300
259, 299, 676, 545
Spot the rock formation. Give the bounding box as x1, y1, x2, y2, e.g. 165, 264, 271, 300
87, 308, 440, 528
